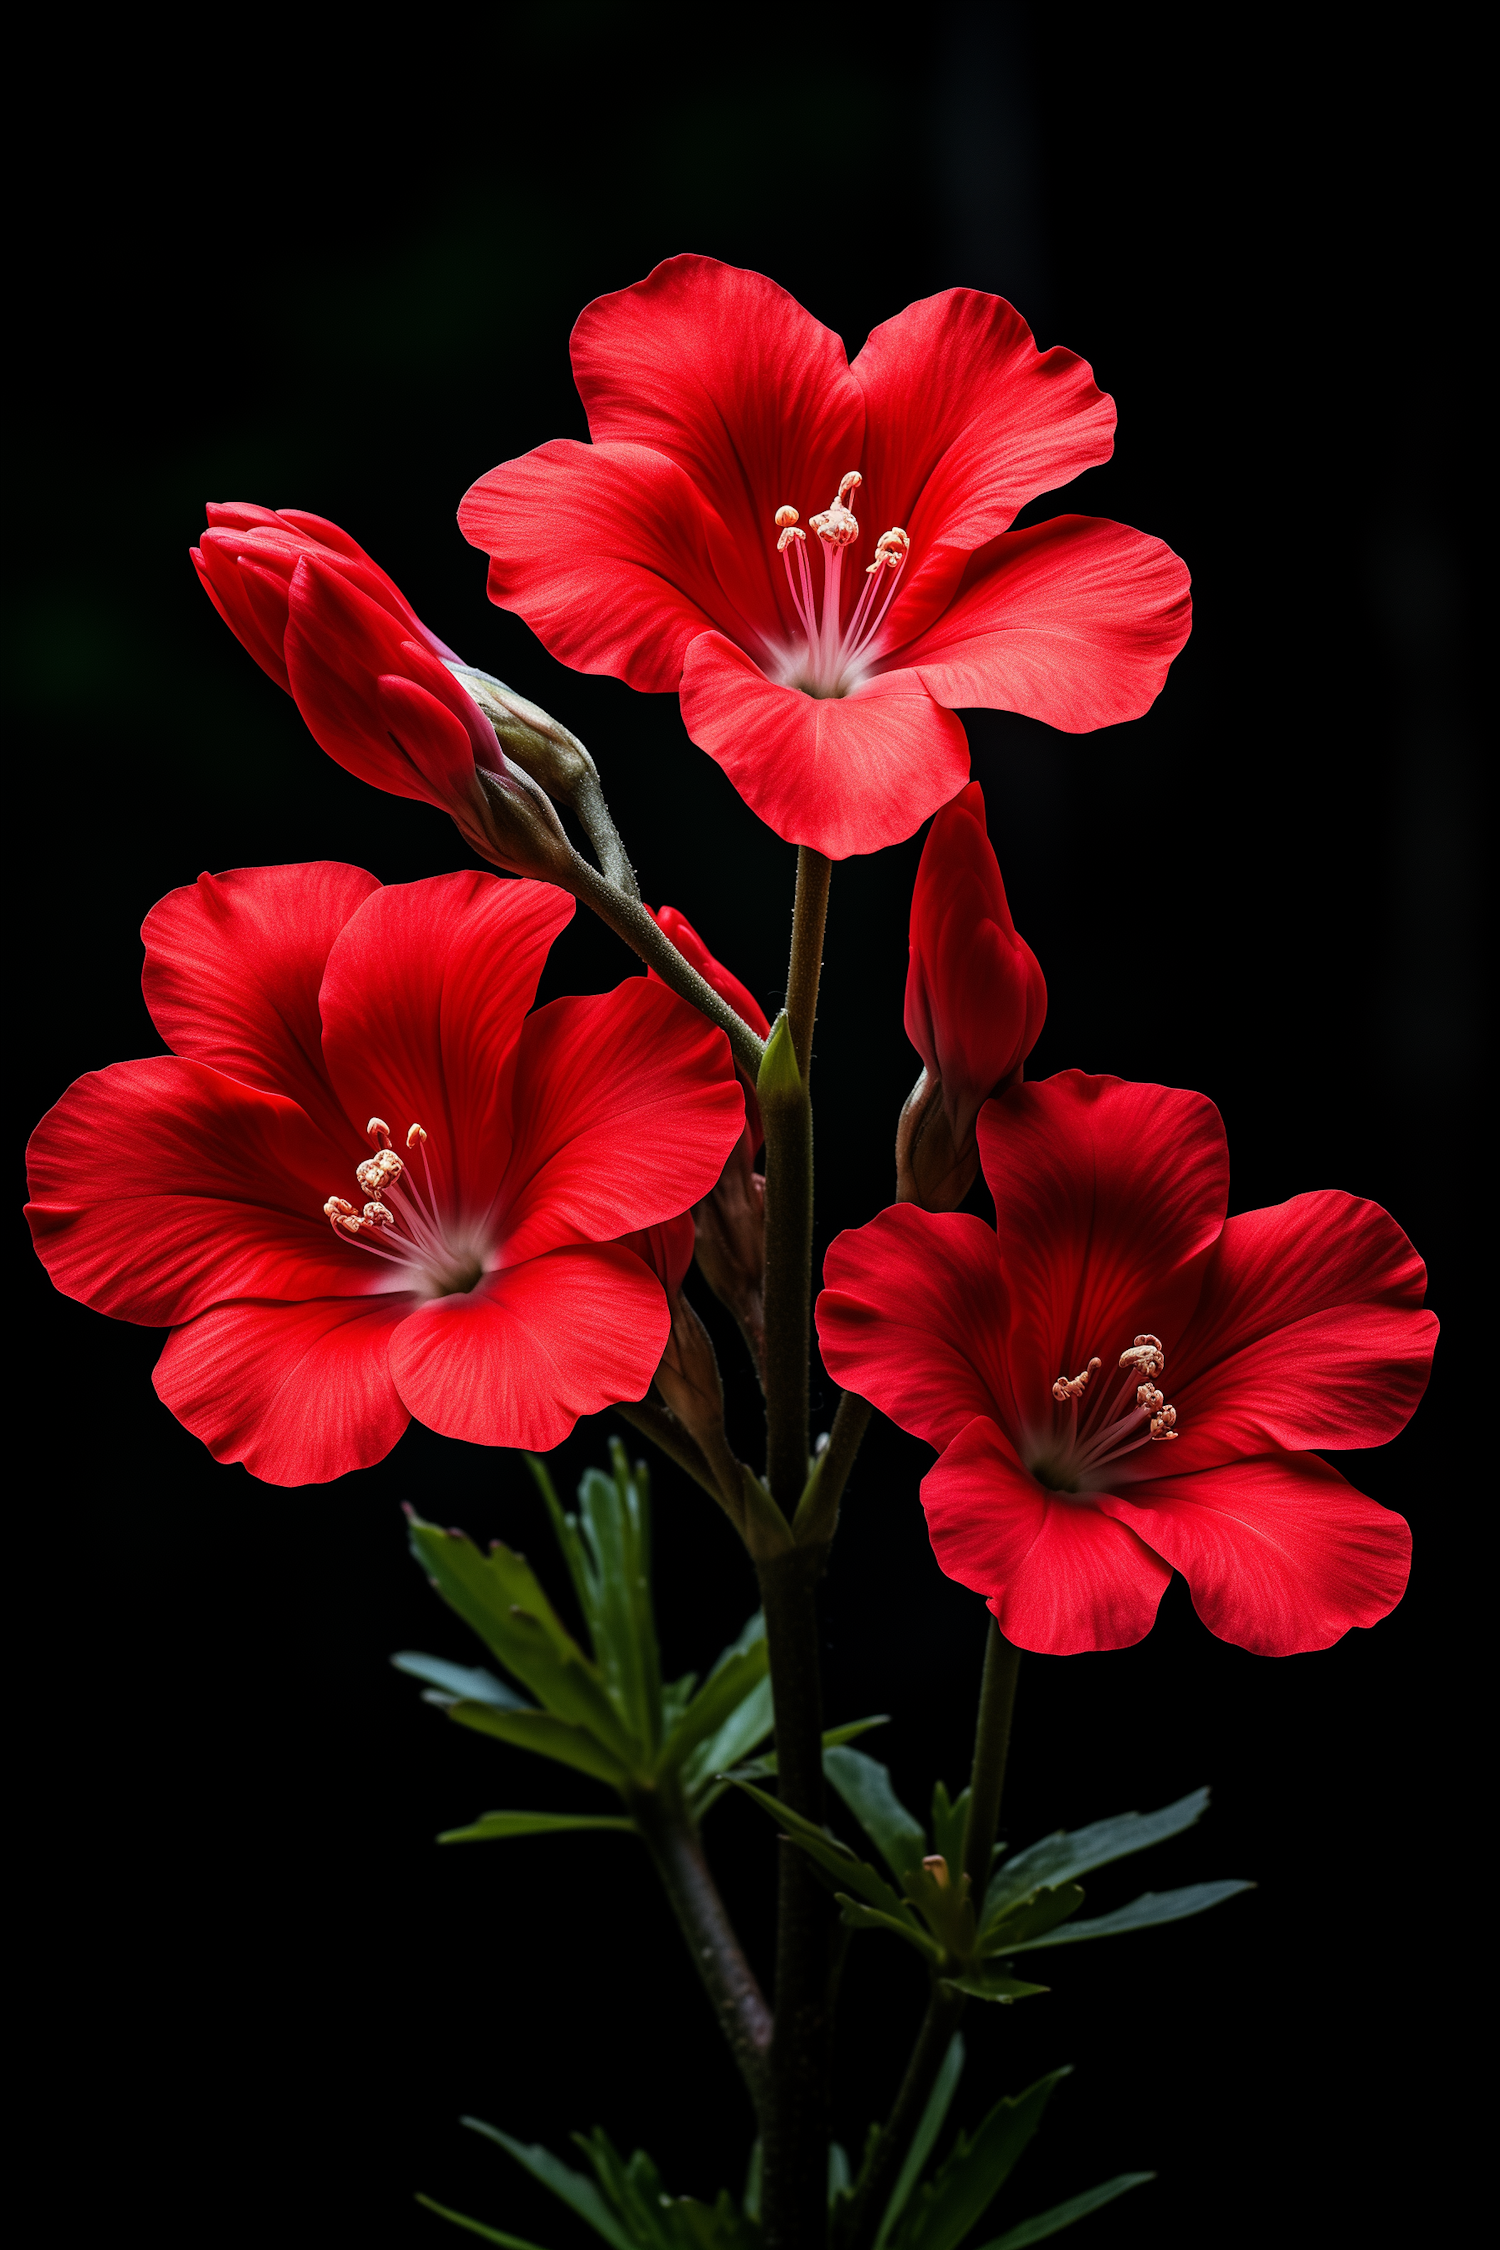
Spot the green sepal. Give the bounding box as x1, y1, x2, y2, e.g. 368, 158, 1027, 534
938, 1971, 1050, 2004
886, 2070, 1070, 2250
979, 1884, 1086, 1955
392, 1651, 528, 1709
461, 2121, 633, 2250
1002, 1880, 1253, 1950
437, 1811, 636, 1844
872, 2034, 965, 2250
835, 1894, 945, 1964
415, 2193, 555, 2248
442, 1702, 631, 1788
755, 1009, 803, 1105
977, 2172, 1155, 2248
982, 1788, 1210, 1923
824, 1746, 928, 1880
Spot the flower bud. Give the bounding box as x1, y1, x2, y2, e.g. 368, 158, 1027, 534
905, 781, 1046, 1150
654, 1294, 729, 1454
447, 665, 598, 800
692, 1129, 766, 1374
895, 1068, 981, 1213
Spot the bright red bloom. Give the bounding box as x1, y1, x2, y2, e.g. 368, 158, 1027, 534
458, 256, 1192, 859
905, 781, 1046, 1148
192, 506, 562, 873
817, 1073, 1434, 1657
26, 865, 744, 1485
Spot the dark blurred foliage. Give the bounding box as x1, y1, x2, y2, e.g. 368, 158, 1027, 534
8, 5, 1482, 2246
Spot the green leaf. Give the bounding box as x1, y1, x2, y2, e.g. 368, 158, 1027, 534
415, 2193, 555, 2248
393, 1651, 529, 1709
1003, 1881, 1253, 1950
576, 1446, 663, 1753
889, 2071, 1071, 2250
938, 1972, 1049, 2004
408, 1512, 641, 1768
824, 1747, 928, 1880
682, 1676, 775, 1815
727, 1779, 913, 1919
979, 2172, 1155, 2248
443, 1702, 631, 1788
723, 1713, 890, 1785
829, 2144, 852, 2205
983, 1789, 1210, 1923
929, 1783, 971, 1882
873, 2034, 965, 2250
836, 1895, 945, 1963
658, 1638, 770, 1778
461, 2121, 634, 2250
438, 1811, 636, 1844
979, 1885, 1086, 1955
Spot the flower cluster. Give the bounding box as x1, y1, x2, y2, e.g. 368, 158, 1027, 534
26, 255, 1432, 1670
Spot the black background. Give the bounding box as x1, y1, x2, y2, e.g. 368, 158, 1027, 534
11, 8, 1479, 2246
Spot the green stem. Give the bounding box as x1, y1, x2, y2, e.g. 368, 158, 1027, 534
761, 1069, 813, 1513
960, 1621, 1021, 1895
837, 1622, 1022, 2250
786, 848, 831, 1084
631, 1787, 773, 2112
568, 857, 767, 1080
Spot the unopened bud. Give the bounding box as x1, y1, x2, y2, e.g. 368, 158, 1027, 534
448, 664, 598, 800
474, 757, 577, 881
654, 1294, 728, 1454
693, 1130, 766, 1376
895, 1069, 979, 1213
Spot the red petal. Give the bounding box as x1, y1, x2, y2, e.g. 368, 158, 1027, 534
905, 782, 1046, 1143
388, 1245, 670, 1448
284, 559, 489, 815
154, 1294, 412, 1485
923, 1416, 1171, 1654
817, 1207, 1016, 1449
678, 633, 970, 858
976, 1074, 1228, 1413
1163, 1192, 1438, 1464
569, 254, 865, 650
26, 1057, 362, 1324
894, 516, 1192, 733
192, 542, 291, 690
851, 291, 1116, 643
316, 873, 574, 1219
459, 439, 756, 691
499, 979, 744, 1264
617, 1212, 697, 1297
1096, 1453, 1411, 1655
142, 862, 379, 1153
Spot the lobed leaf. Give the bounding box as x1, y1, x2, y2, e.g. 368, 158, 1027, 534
462, 2121, 633, 2250
1002, 1881, 1253, 1951
873, 2034, 965, 2250
392, 1651, 529, 1709
983, 1789, 1210, 1923
824, 1747, 928, 1880
887, 2070, 1070, 2250
725, 1714, 889, 1787
443, 1702, 631, 1788
437, 1811, 636, 1844
657, 1639, 770, 1779
836, 1895, 944, 1964
939, 1971, 1050, 2005
978, 1885, 1085, 1955
978, 2172, 1155, 2248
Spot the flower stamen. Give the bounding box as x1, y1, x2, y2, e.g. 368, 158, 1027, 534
322, 1118, 485, 1294
770, 475, 910, 697
1038, 1329, 1180, 1487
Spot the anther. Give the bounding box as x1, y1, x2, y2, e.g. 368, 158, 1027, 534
777, 524, 807, 551
1136, 1384, 1164, 1413
873, 527, 909, 567
406, 1123, 428, 1150
356, 1149, 403, 1197
324, 1196, 361, 1237
810, 475, 861, 547
366, 1118, 393, 1149
1051, 1355, 1102, 1403
774, 506, 800, 528
1150, 1406, 1179, 1440
362, 1201, 394, 1229
1119, 1334, 1165, 1378
837, 472, 863, 503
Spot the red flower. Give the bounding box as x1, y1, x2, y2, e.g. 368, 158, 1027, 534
26, 865, 744, 1485
458, 256, 1191, 859
192, 505, 568, 876
898, 781, 1046, 1210
817, 1073, 1434, 1656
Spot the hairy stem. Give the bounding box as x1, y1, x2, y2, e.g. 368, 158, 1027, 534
632, 1787, 772, 2112
786, 849, 831, 1084
758, 1548, 832, 2250
569, 857, 766, 1079
838, 1623, 1022, 2250
571, 769, 639, 899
